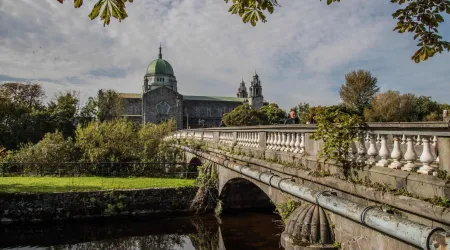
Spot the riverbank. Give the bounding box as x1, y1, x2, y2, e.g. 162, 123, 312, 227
0, 177, 195, 193
0, 186, 199, 223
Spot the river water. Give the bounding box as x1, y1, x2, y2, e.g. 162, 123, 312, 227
0, 212, 284, 250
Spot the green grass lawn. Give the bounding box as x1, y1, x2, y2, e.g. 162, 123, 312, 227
0, 177, 195, 193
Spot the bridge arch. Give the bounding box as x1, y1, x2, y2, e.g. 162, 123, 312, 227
219, 177, 276, 212
188, 157, 202, 172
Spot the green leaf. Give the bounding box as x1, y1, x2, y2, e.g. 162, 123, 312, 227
74, 0, 83, 8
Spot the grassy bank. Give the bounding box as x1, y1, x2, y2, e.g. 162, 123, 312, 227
0, 177, 195, 193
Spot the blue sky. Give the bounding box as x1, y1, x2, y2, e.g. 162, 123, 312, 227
1, 0, 449, 110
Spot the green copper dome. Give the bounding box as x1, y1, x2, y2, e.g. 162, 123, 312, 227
146, 45, 174, 76
146, 58, 174, 76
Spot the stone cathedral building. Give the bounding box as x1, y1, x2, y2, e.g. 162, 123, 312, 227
117, 45, 265, 129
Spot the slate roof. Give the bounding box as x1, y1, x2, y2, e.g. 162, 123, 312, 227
118, 93, 141, 99
183, 96, 246, 102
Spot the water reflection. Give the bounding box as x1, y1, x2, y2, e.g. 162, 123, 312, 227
0, 212, 283, 250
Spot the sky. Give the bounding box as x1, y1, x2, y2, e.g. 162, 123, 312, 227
1, 0, 449, 110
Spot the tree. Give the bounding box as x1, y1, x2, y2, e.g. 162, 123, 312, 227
0, 83, 51, 149
75, 119, 139, 164
57, 0, 450, 63
364, 90, 416, 122
3, 131, 77, 175
292, 102, 310, 124
411, 95, 440, 121
340, 70, 379, 115
47, 91, 79, 138
78, 89, 122, 124
222, 104, 264, 126
258, 103, 287, 125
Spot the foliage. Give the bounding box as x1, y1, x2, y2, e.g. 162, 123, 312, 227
222, 104, 264, 126
339, 69, 379, 114
47, 91, 79, 138
258, 103, 287, 124
275, 198, 302, 223
2, 131, 77, 175
363, 91, 447, 122
292, 102, 310, 124
76, 119, 139, 164
0, 177, 194, 193
0, 83, 81, 150
78, 89, 122, 125
192, 161, 219, 213
59, 0, 450, 62
0, 82, 49, 149
310, 106, 365, 178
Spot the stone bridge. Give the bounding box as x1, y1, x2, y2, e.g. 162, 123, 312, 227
177, 123, 450, 250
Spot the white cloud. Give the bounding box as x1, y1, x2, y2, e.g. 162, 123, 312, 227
1, 0, 449, 110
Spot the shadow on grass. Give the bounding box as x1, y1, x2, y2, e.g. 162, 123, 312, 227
0, 183, 108, 193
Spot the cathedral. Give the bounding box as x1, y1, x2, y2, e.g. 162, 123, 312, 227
117, 45, 265, 129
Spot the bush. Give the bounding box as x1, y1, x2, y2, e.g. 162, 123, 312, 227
2, 131, 77, 175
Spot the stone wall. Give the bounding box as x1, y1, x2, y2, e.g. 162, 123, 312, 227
183, 100, 242, 128
0, 187, 198, 223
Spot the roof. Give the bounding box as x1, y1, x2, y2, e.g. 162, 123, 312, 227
146, 58, 174, 76
118, 93, 141, 99
183, 95, 246, 102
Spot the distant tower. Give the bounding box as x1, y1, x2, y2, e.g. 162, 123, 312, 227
237, 78, 248, 98
249, 71, 263, 109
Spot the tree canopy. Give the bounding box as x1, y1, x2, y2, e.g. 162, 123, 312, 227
339, 69, 379, 115
56, 0, 450, 63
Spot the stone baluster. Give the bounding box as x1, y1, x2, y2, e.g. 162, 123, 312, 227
431, 136, 438, 160
245, 133, 250, 147
418, 137, 436, 174
277, 132, 283, 151
275, 133, 280, 151
294, 133, 301, 153
289, 133, 296, 152
388, 135, 403, 169
356, 132, 367, 164
367, 134, 378, 165
284, 133, 291, 152
299, 133, 305, 154
376, 134, 390, 167
401, 134, 406, 145
401, 135, 418, 171
252, 133, 257, 148
376, 134, 381, 145
249, 133, 253, 147
416, 135, 422, 146
280, 133, 286, 151
266, 133, 272, 150
238, 133, 242, 146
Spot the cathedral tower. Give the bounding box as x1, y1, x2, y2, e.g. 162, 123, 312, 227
249, 71, 263, 109
237, 78, 248, 98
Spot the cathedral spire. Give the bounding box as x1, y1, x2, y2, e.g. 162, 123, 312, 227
158, 43, 162, 59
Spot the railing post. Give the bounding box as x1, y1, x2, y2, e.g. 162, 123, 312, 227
259, 132, 266, 150
438, 137, 450, 173
232, 131, 237, 145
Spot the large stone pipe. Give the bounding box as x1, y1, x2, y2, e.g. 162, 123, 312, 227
182, 146, 449, 250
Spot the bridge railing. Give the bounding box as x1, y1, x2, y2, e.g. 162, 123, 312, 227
170, 122, 450, 176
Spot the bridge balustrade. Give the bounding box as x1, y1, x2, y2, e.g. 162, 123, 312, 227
170, 122, 450, 176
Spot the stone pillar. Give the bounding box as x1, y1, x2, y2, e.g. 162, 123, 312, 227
259, 132, 266, 150
443, 110, 449, 122
438, 137, 450, 173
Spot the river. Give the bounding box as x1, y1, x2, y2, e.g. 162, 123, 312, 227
0, 212, 284, 250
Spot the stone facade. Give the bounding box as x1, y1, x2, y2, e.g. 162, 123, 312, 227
116, 45, 265, 129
